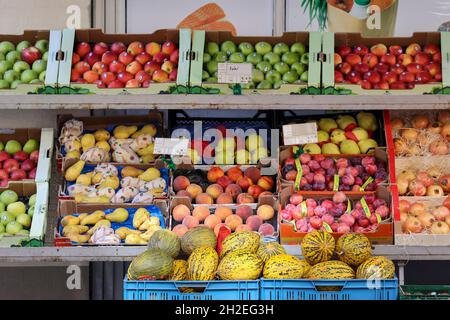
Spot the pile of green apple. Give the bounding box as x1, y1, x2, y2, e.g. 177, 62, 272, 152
0, 39, 49, 89
203, 40, 309, 89
0, 190, 35, 236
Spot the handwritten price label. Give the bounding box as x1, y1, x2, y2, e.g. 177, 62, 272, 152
218, 63, 252, 84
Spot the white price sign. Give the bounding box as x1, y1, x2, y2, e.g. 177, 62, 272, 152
218, 63, 252, 84
283, 122, 319, 146
153, 138, 189, 156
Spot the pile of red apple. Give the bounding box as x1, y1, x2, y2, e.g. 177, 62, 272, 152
0, 150, 39, 186
281, 191, 390, 233
335, 42, 441, 90
71, 40, 179, 88
282, 154, 387, 191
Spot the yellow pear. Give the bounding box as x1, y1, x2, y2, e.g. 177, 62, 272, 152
66, 150, 81, 160
133, 208, 150, 228
125, 233, 147, 245
81, 134, 96, 152
136, 144, 154, 157
121, 166, 144, 178
98, 175, 120, 190
105, 208, 129, 223
80, 210, 105, 225
140, 225, 162, 241
113, 125, 138, 139
66, 233, 90, 243
138, 168, 160, 182
75, 195, 111, 203
65, 160, 86, 182
149, 216, 160, 226
76, 174, 92, 186
94, 129, 111, 141
61, 215, 80, 227
63, 225, 89, 236
140, 154, 155, 164
115, 227, 141, 240
95, 140, 111, 152
147, 188, 164, 196
87, 219, 112, 235
78, 213, 88, 221
132, 124, 157, 138
91, 172, 104, 185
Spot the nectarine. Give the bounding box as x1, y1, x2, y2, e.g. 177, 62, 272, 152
173, 175, 190, 192
226, 166, 244, 182
237, 176, 253, 191
207, 166, 225, 183
244, 167, 261, 184
206, 184, 224, 200
257, 176, 274, 191
237, 193, 255, 204
225, 184, 242, 199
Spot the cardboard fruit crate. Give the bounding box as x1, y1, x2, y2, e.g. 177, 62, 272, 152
188, 30, 322, 95
56, 28, 191, 94
0, 181, 49, 247
54, 199, 169, 246
278, 185, 394, 245
322, 32, 450, 95
56, 111, 164, 172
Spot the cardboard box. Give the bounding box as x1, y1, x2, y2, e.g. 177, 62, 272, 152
189, 30, 322, 95
322, 32, 450, 95
278, 185, 394, 245
0, 181, 49, 247
57, 28, 192, 94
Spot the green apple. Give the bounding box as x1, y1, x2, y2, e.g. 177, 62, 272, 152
7, 201, 26, 217
21, 69, 38, 83
206, 60, 218, 75
203, 52, 211, 64
251, 69, 264, 83
0, 80, 9, 89
238, 42, 254, 55
300, 71, 308, 82
0, 190, 18, 205
13, 61, 30, 73
10, 80, 23, 89
318, 118, 338, 132
229, 52, 245, 63
274, 62, 290, 75
0, 211, 14, 226
317, 130, 330, 142
28, 194, 37, 207
202, 70, 210, 81
256, 61, 271, 73
273, 42, 289, 55
43, 51, 49, 62
256, 79, 272, 89
246, 52, 262, 65
0, 52, 4, 61
291, 42, 306, 55
0, 41, 15, 54
0, 224, 4, 234
291, 62, 306, 75
273, 80, 287, 90
303, 143, 321, 154
4, 140, 21, 154
39, 71, 46, 82
301, 53, 309, 65
340, 140, 361, 154
207, 77, 217, 83
0, 60, 12, 73
263, 52, 280, 65
214, 51, 227, 62
5, 221, 22, 235
23, 139, 39, 154
330, 129, 346, 144
255, 42, 272, 55
282, 70, 299, 83
6, 50, 20, 64
322, 143, 341, 154
282, 52, 300, 65
28, 205, 35, 217
16, 213, 31, 228
17, 229, 29, 235
221, 40, 237, 56
16, 40, 30, 53
4, 70, 19, 83
0, 142, 3, 152
265, 70, 281, 84
35, 39, 49, 53
30, 79, 42, 84
32, 59, 47, 74
207, 42, 220, 56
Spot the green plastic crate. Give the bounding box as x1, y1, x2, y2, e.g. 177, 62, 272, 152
400, 285, 450, 300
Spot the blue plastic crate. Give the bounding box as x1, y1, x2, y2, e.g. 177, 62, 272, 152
260, 278, 398, 300
123, 279, 259, 300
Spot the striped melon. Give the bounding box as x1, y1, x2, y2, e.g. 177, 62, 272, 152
181, 226, 217, 256
127, 248, 173, 280
257, 241, 286, 262
217, 250, 263, 280
301, 230, 335, 265
299, 260, 311, 278
220, 231, 260, 258
169, 259, 188, 280
187, 247, 219, 281
148, 229, 181, 258
307, 260, 355, 280
263, 254, 306, 279
356, 256, 395, 279
336, 233, 372, 267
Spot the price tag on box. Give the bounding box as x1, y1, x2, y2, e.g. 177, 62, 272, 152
154, 138, 189, 156
218, 63, 252, 84
282, 122, 318, 146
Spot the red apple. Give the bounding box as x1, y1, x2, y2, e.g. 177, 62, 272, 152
433, 52, 442, 63
73, 61, 90, 74
169, 70, 178, 81
370, 44, 388, 57
72, 53, 80, 65
100, 71, 116, 85
161, 41, 176, 55
382, 71, 398, 84
390, 63, 405, 75
337, 45, 352, 57
363, 71, 381, 84
362, 53, 378, 68
92, 62, 108, 75
345, 53, 361, 66
346, 71, 361, 84
380, 54, 396, 66
21, 159, 36, 171
13, 151, 27, 161
126, 61, 143, 75
353, 44, 368, 56
0, 169, 8, 186
127, 41, 144, 56
334, 70, 344, 83
118, 51, 134, 65
76, 42, 91, 58
390, 81, 406, 89
424, 44, 440, 55
135, 52, 152, 65
153, 52, 169, 64
135, 70, 151, 83
109, 60, 126, 74
399, 71, 415, 83
373, 63, 389, 74
93, 42, 108, 56
144, 61, 161, 75
406, 43, 422, 56
3, 159, 19, 173
170, 49, 179, 64
108, 80, 124, 88
152, 69, 169, 83
161, 61, 175, 73
145, 42, 161, 56
389, 45, 403, 56
0, 151, 10, 162
406, 63, 423, 74
84, 52, 100, 66
425, 62, 441, 76
117, 71, 134, 84
10, 169, 27, 181
142, 80, 151, 88
435, 71, 443, 81
415, 71, 432, 84
360, 79, 372, 89
415, 52, 430, 66
373, 80, 389, 90
125, 79, 141, 88
353, 62, 369, 73
28, 168, 37, 179
95, 80, 106, 88
398, 54, 413, 66
101, 51, 118, 65
83, 70, 99, 83
337, 62, 351, 75
110, 42, 127, 55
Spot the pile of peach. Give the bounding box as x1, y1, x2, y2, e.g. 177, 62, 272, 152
171, 203, 276, 237
335, 43, 441, 90
173, 166, 275, 205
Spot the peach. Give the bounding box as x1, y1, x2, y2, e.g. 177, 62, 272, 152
370, 44, 388, 57
207, 166, 225, 183
235, 224, 252, 233
172, 224, 188, 238
173, 175, 190, 192
246, 215, 263, 231
236, 205, 253, 221
182, 215, 199, 229
204, 214, 221, 229
259, 223, 275, 236
406, 43, 421, 56
225, 184, 242, 199
225, 214, 243, 231
215, 206, 233, 222
257, 176, 274, 191
216, 193, 234, 204
244, 167, 261, 184
237, 176, 253, 191
214, 223, 231, 237
186, 183, 203, 199
257, 204, 275, 221
248, 185, 265, 199
176, 190, 192, 199
237, 193, 255, 204
195, 193, 214, 205
217, 175, 233, 189
206, 184, 224, 200
192, 206, 210, 222
172, 204, 191, 222
226, 166, 244, 182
